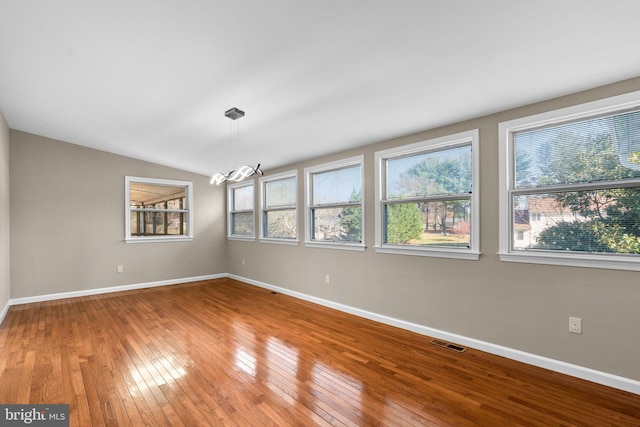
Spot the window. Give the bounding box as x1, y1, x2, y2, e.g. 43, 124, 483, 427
259, 171, 298, 243
304, 156, 365, 250
499, 90, 640, 271
375, 130, 479, 259
228, 181, 255, 239
125, 176, 193, 243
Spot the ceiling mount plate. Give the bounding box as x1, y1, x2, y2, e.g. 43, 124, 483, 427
225, 107, 245, 120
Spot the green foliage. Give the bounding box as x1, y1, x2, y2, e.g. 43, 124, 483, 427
533, 132, 640, 253
393, 150, 471, 235
400, 154, 471, 196
536, 220, 640, 254
536, 132, 633, 188
385, 204, 423, 244
337, 189, 362, 242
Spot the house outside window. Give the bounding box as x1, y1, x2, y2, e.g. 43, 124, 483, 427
228, 181, 255, 239
374, 130, 480, 260
499, 90, 640, 271
125, 176, 193, 243
259, 170, 298, 243
304, 155, 365, 251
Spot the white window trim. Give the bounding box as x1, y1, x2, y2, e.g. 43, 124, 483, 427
304, 155, 366, 251
374, 130, 480, 260
259, 170, 299, 245
125, 176, 193, 243
498, 90, 640, 271
227, 180, 256, 241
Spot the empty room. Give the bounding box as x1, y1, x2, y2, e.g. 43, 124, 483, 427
1, 1, 640, 426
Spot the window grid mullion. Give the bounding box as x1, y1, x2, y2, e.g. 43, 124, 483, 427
512, 178, 640, 196
131, 208, 188, 213
263, 205, 296, 212
383, 194, 471, 205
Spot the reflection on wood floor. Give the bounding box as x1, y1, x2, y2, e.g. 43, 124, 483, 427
1, 278, 638, 426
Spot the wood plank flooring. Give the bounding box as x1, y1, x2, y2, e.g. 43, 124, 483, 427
0, 278, 638, 426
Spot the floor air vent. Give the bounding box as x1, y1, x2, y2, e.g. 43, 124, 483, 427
431, 339, 467, 353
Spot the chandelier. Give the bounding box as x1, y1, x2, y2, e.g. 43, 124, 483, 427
210, 107, 263, 185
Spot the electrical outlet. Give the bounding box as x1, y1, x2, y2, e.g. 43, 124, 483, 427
569, 317, 582, 334
241, 259, 245, 266
117, 265, 123, 273
325, 275, 330, 285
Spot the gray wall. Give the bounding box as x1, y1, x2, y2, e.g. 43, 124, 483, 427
0, 112, 9, 313
228, 76, 640, 381
9, 131, 227, 298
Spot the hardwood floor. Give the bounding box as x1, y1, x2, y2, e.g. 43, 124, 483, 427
0, 278, 638, 426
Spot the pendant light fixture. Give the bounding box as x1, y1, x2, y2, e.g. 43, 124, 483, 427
210, 107, 263, 185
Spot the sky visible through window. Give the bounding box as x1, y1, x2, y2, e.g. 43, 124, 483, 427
313, 165, 361, 205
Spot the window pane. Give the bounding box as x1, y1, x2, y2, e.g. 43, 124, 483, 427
130, 211, 140, 235
265, 209, 296, 239
233, 185, 254, 211
130, 183, 186, 207
513, 190, 640, 253
166, 212, 186, 235
514, 110, 640, 189
313, 165, 361, 205
144, 212, 166, 235
386, 145, 472, 200
231, 212, 254, 236
385, 201, 470, 247
312, 206, 361, 242
126, 177, 192, 241
266, 177, 296, 208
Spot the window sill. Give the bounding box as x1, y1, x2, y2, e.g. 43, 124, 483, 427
376, 245, 480, 260
304, 242, 366, 252
499, 251, 640, 271
259, 238, 300, 246
227, 236, 256, 242
125, 236, 193, 244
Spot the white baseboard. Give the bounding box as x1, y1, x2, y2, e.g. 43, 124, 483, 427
8, 274, 226, 306
0, 299, 9, 327
229, 273, 640, 396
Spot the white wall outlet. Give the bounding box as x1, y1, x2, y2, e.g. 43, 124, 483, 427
241, 259, 245, 266
325, 275, 330, 285
569, 317, 582, 334
117, 265, 123, 273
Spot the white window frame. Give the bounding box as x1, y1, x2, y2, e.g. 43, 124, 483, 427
498, 90, 640, 271
374, 130, 480, 260
259, 170, 299, 245
125, 176, 193, 243
304, 155, 365, 251
227, 180, 256, 241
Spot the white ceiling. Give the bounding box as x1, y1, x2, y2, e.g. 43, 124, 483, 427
2, 1, 640, 177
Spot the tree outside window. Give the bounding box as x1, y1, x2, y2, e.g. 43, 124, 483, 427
261, 172, 297, 241
384, 144, 472, 248
512, 110, 640, 254
375, 130, 480, 260
305, 156, 365, 250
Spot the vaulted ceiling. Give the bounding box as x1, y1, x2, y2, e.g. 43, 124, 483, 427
2, 1, 640, 177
